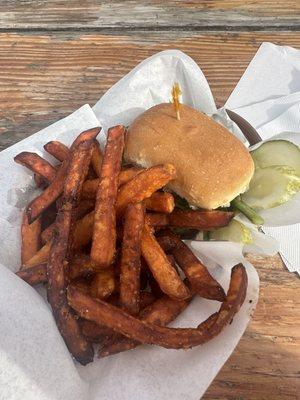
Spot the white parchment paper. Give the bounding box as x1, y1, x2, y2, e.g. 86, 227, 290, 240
0, 52, 259, 400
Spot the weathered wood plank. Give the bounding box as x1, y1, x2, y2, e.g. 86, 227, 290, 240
1, 31, 300, 150
0, 1, 299, 30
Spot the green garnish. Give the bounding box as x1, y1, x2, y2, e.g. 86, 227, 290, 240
231, 198, 264, 226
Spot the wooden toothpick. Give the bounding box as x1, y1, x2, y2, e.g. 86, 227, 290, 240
171, 82, 182, 120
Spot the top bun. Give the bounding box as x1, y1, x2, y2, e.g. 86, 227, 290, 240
124, 103, 254, 209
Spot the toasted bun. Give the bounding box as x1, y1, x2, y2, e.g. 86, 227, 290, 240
124, 103, 254, 209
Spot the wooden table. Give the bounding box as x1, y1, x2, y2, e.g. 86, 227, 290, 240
1, 2, 299, 399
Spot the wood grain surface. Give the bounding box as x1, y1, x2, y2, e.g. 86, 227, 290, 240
0, 1, 299, 30
1, 3, 300, 399
2, 31, 300, 150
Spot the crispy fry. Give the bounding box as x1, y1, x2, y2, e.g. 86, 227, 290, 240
76, 199, 95, 219
26, 128, 100, 223
144, 192, 175, 213
156, 234, 176, 253
82, 167, 144, 200
99, 293, 192, 357
69, 254, 96, 280
71, 279, 90, 294
14, 152, 57, 183
41, 199, 94, 244
139, 291, 157, 309
47, 137, 95, 365
116, 164, 176, 216
145, 266, 164, 298
26, 160, 68, 224
145, 213, 169, 228
90, 269, 117, 300
41, 223, 55, 244
44, 141, 69, 162
80, 320, 113, 343
141, 223, 190, 300
68, 264, 247, 350
169, 210, 234, 230
91, 140, 103, 177
73, 211, 95, 249
81, 292, 156, 343
82, 179, 98, 199
16, 263, 47, 286
17, 254, 97, 286
21, 212, 41, 265
166, 254, 178, 273
118, 166, 144, 187
87, 166, 97, 180
22, 241, 51, 269
32, 210, 95, 261
158, 230, 225, 301
71, 127, 101, 148
120, 203, 145, 315
34, 173, 48, 189
91, 125, 125, 268
41, 201, 58, 231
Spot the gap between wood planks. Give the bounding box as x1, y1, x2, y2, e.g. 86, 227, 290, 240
0, 25, 300, 33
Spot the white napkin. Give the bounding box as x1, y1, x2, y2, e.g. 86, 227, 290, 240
225, 42, 300, 274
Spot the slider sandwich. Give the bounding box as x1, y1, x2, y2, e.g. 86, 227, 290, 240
125, 103, 254, 210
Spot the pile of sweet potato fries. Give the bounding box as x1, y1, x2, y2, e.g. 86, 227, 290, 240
15, 126, 248, 365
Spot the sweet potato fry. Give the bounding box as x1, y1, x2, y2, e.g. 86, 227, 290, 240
44, 141, 69, 162
72, 127, 101, 148
17, 253, 97, 286
169, 210, 234, 230
91, 140, 103, 177
16, 263, 47, 286
47, 137, 95, 365
41, 199, 94, 244
22, 241, 51, 269
141, 223, 190, 300
40, 224, 55, 244
116, 164, 176, 216
14, 152, 57, 183
158, 230, 225, 301
166, 254, 178, 273
118, 166, 144, 187
144, 192, 175, 213
81, 292, 156, 343
26, 128, 100, 223
76, 199, 95, 218
120, 203, 145, 315
37, 210, 95, 253
144, 264, 164, 298
24, 215, 92, 268
34, 173, 48, 189
82, 168, 144, 200
80, 320, 113, 343
82, 179, 98, 199
70, 279, 90, 294
145, 213, 169, 228
21, 212, 41, 265
99, 293, 192, 357
90, 269, 117, 300
41, 199, 93, 244
40, 201, 58, 232
91, 125, 125, 269
26, 160, 68, 224
139, 291, 157, 309
69, 254, 96, 280
68, 264, 247, 350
